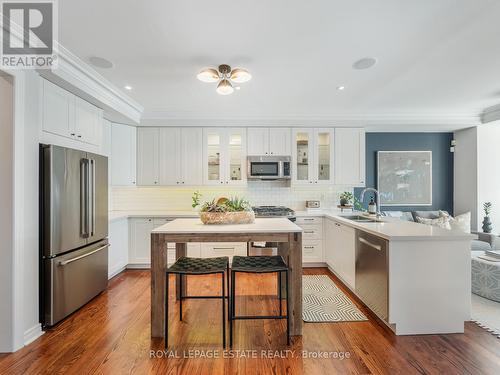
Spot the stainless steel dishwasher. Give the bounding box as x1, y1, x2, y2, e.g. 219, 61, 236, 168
355, 230, 389, 322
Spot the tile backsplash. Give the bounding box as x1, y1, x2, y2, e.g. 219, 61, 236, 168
111, 181, 353, 211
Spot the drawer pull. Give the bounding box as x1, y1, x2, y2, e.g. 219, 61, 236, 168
304, 246, 315, 249
359, 237, 382, 251
303, 218, 315, 221
213, 247, 235, 250
304, 231, 315, 234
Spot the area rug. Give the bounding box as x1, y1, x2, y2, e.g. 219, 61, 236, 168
471, 293, 500, 339
302, 275, 367, 322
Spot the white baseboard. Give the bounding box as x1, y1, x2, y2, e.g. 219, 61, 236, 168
108, 263, 127, 279
126, 263, 151, 269
24, 323, 44, 346
303, 262, 327, 268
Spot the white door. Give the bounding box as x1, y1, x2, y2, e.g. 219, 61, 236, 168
314, 128, 334, 185
137, 128, 160, 185
181, 128, 203, 185
129, 218, 154, 264
269, 128, 291, 155
203, 128, 225, 185
292, 128, 314, 185
74, 96, 102, 145
225, 128, 247, 185
247, 128, 269, 155
42, 79, 74, 139
335, 128, 366, 186
159, 128, 181, 185
111, 124, 137, 186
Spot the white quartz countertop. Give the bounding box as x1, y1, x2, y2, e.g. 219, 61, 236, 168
152, 218, 303, 234
110, 209, 476, 241
109, 210, 198, 221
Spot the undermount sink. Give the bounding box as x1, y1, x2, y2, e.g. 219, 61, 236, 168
342, 215, 382, 223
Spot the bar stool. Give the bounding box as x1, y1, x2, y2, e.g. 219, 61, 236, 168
165, 256, 229, 348
229, 255, 290, 346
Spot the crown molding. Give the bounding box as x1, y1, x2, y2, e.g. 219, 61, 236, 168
140, 111, 480, 131
38, 42, 144, 124
481, 103, 500, 124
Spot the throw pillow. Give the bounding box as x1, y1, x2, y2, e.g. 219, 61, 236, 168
440, 211, 471, 233
416, 215, 452, 230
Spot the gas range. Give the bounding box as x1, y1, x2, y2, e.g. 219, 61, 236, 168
252, 206, 296, 221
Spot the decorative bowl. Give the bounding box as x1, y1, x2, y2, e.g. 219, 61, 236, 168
199, 211, 255, 225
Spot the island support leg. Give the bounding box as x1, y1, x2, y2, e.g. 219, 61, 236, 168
175, 242, 187, 300
151, 233, 168, 338
278, 232, 303, 336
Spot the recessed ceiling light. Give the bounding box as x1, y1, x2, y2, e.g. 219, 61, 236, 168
352, 57, 377, 70
88, 56, 114, 69
124, 85, 132, 90
337, 85, 346, 91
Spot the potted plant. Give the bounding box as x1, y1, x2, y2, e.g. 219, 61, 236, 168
192, 192, 255, 224
482, 202, 493, 233
339, 191, 354, 207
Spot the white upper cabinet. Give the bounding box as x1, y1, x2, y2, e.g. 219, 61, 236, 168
247, 127, 291, 156
247, 128, 269, 155
159, 128, 181, 185
203, 128, 246, 185
41, 78, 103, 147
334, 128, 365, 186
42, 79, 74, 138
158, 127, 203, 186
180, 128, 203, 185
74, 96, 103, 145
137, 128, 160, 185
269, 128, 291, 155
111, 123, 137, 186
137, 127, 203, 186
292, 128, 334, 185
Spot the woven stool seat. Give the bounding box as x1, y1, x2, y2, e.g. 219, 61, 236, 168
231, 255, 288, 273
167, 256, 229, 274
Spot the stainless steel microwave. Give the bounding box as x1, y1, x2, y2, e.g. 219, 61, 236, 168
247, 156, 291, 180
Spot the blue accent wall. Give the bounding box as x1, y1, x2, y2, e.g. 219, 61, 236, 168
354, 133, 454, 214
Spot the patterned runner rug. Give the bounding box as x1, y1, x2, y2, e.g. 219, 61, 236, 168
302, 275, 367, 322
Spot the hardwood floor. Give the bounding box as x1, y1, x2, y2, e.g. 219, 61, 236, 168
1, 268, 499, 374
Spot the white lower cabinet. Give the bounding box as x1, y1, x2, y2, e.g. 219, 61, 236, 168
129, 218, 154, 265
108, 217, 129, 278
296, 216, 324, 264
325, 218, 356, 289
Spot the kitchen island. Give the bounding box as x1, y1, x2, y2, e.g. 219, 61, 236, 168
150, 218, 303, 338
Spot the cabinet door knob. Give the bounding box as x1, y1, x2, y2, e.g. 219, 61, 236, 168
132, 181, 136, 184
77, 135, 82, 138
182, 181, 185, 184
315, 181, 318, 184
176, 182, 179, 184
70, 133, 75, 136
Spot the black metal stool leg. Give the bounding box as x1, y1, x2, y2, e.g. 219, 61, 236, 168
286, 269, 290, 346
230, 270, 235, 347
179, 274, 183, 321
221, 272, 226, 348
165, 273, 169, 348
278, 271, 282, 316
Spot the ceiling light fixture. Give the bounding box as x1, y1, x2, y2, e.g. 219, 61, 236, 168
337, 85, 346, 91
197, 64, 251, 95
124, 85, 132, 90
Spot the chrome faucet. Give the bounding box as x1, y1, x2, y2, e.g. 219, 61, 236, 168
359, 187, 382, 218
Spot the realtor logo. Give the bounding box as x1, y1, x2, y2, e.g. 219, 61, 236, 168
1, 0, 58, 69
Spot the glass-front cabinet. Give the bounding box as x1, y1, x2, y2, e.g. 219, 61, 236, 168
292, 128, 334, 185
203, 128, 246, 185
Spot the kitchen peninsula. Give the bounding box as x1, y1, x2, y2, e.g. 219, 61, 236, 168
150, 218, 303, 338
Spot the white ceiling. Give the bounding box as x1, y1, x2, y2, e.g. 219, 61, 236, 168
59, 0, 500, 130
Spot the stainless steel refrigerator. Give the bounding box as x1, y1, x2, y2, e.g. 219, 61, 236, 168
40, 144, 109, 327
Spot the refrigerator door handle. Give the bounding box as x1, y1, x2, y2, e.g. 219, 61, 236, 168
58, 244, 109, 266
80, 158, 90, 238
90, 159, 96, 237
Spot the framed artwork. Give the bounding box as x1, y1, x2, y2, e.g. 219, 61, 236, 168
377, 151, 432, 206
